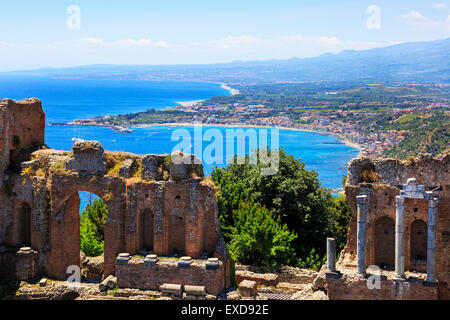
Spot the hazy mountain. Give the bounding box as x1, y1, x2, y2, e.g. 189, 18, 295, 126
4, 37, 450, 84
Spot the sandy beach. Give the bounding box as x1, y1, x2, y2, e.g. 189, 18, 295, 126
174, 83, 240, 108
220, 83, 240, 95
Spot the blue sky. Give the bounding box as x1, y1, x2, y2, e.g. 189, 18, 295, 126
0, 0, 449, 71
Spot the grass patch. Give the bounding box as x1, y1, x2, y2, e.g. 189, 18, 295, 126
107, 161, 122, 177
50, 160, 67, 175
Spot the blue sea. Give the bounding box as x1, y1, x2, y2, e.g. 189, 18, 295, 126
0, 75, 359, 198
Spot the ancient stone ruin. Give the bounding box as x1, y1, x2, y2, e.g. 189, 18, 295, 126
1, 97, 448, 300
0, 98, 231, 296
319, 155, 449, 300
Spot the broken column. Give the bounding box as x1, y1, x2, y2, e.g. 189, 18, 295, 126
426, 196, 438, 284
394, 195, 405, 280
15, 247, 39, 281
356, 195, 368, 276
326, 237, 336, 273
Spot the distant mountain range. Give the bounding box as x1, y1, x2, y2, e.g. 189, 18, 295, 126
4, 37, 450, 84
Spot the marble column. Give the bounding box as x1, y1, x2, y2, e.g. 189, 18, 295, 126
426, 197, 438, 283
356, 195, 368, 276
327, 237, 336, 272
394, 196, 405, 279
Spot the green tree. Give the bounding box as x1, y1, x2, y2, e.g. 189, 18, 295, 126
79, 198, 109, 257
329, 194, 352, 252
81, 198, 108, 242
212, 148, 336, 256
228, 201, 297, 267
80, 218, 104, 257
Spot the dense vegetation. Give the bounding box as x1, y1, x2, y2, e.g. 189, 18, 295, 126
80, 198, 108, 257
384, 112, 450, 158
211, 149, 351, 269
228, 201, 297, 267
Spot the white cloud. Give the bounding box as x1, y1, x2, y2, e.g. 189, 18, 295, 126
111, 38, 175, 48
399, 11, 426, 20
434, 3, 449, 10
399, 10, 450, 31
81, 38, 104, 45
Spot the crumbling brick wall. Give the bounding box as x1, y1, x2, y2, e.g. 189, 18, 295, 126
0, 98, 45, 246
333, 155, 449, 299
0, 98, 230, 292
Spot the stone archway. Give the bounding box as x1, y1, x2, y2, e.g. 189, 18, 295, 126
410, 219, 427, 265
374, 216, 395, 269
48, 188, 119, 279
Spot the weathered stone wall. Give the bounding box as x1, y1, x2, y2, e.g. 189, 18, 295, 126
325, 268, 439, 300
4, 98, 45, 152
0, 98, 230, 293
11, 143, 228, 281
116, 256, 226, 295
346, 155, 449, 187
0, 98, 45, 245
326, 155, 449, 300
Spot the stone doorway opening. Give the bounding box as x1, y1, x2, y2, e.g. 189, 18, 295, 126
374, 216, 395, 270
79, 191, 109, 281
48, 189, 110, 280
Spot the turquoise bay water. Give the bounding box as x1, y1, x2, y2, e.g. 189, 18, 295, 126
0, 75, 359, 195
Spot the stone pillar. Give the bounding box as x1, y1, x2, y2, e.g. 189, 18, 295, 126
356, 195, 368, 276
327, 237, 336, 272
425, 197, 438, 284
394, 196, 405, 280
15, 247, 39, 281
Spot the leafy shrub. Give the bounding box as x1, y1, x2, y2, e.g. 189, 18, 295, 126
297, 248, 326, 271
80, 218, 104, 257
228, 201, 297, 267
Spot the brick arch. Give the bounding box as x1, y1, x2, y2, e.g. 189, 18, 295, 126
374, 216, 395, 269
46, 176, 127, 279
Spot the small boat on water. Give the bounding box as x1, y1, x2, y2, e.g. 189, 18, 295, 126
111, 125, 134, 133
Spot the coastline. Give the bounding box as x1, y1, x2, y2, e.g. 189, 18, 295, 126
130, 122, 362, 153
174, 82, 240, 108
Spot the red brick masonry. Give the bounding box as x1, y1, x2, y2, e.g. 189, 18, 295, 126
116, 256, 227, 295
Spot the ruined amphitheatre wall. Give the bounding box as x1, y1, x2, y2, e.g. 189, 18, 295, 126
0, 98, 230, 293
0, 98, 45, 245
337, 155, 449, 299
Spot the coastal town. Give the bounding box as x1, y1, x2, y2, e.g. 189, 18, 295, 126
53, 83, 450, 160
